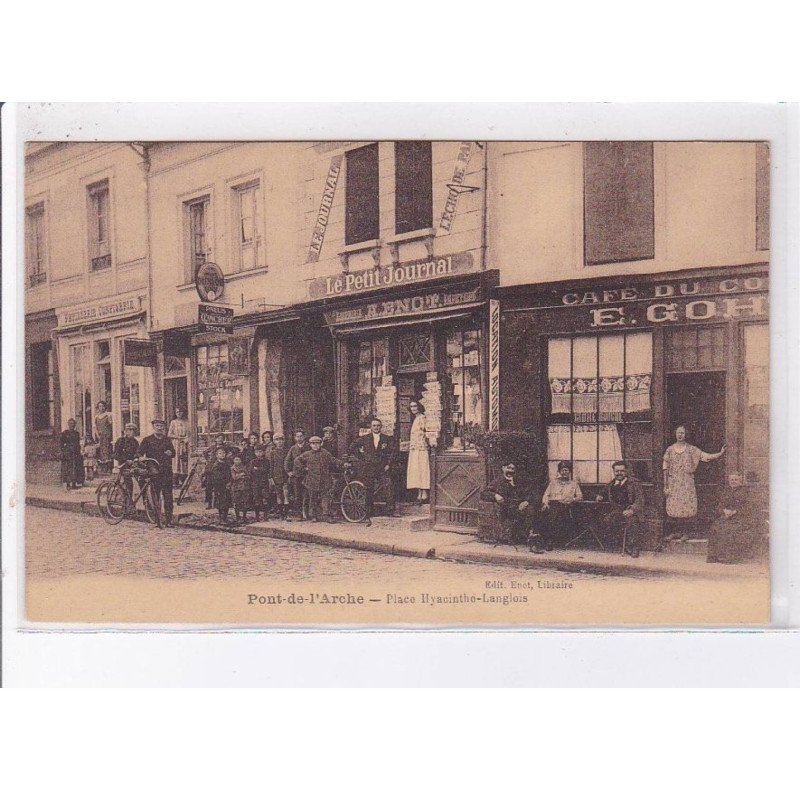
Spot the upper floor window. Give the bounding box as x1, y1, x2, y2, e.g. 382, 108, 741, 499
87, 179, 111, 271
186, 195, 211, 277
345, 143, 379, 245
25, 202, 47, 287
756, 142, 770, 251
234, 181, 262, 271
584, 141, 654, 266
395, 141, 432, 234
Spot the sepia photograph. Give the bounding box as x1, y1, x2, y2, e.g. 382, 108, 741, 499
20, 132, 772, 626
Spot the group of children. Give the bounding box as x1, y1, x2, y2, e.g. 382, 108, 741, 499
201, 430, 301, 524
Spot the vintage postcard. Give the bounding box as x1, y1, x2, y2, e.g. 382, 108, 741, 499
19, 128, 773, 626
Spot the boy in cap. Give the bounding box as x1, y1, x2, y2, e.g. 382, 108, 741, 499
247, 444, 273, 521
269, 433, 289, 519
293, 435, 344, 523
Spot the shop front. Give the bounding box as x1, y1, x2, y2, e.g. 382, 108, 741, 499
54, 293, 154, 453
156, 309, 335, 456
497, 265, 769, 548
316, 269, 498, 531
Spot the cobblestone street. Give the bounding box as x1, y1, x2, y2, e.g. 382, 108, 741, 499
24, 507, 770, 626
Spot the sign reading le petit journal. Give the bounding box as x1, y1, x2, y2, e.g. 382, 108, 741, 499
309, 251, 476, 301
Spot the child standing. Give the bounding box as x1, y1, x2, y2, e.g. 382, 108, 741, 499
209, 447, 232, 524
230, 455, 250, 523
269, 433, 289, 519
83, 436, 99, 481
247, 445, 273, 521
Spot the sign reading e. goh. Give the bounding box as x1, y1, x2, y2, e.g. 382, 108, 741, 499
309, 251, 476, 300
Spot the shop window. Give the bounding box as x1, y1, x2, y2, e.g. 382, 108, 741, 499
756, 143, 770, 251
71, 343, 92, 439
186, 196, 211, 277
547, 332, 653, 484
30, 341, 55, 431
87, 179, 111, 271
345, 144, 379, 245
742, 324, 769, 484
445, 329, 483, 451
26, 202, 47, 287
121, 368, 141, 435
352, 338, 388, 431
233, 181, 262, 271
95, 340, 112, 412
195, 344, 246, 448
395, 141, 432, 234
665, 327, 726, 372
584, 141, 654, 266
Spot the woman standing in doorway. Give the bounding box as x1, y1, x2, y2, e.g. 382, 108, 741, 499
94, 401, 113, 475
406, 400, 430, 504
662, 424, 726, 541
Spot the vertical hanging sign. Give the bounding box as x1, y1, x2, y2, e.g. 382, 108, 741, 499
488, 299, 500, 431
306, 154, 344, 263
439, 142, 474, 233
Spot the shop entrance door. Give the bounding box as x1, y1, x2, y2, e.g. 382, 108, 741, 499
164, 377, 188, 430
397, 372, 427, 497
665, 371, 726, 527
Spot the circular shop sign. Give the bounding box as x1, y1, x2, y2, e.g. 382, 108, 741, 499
195, 262, 225, 302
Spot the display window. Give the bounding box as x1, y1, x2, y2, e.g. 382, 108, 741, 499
195, 343, 248, 448
546, 331, 653, 484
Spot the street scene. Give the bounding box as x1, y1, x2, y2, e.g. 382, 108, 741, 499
26, 506, 769, 625
23, 138, 771, 625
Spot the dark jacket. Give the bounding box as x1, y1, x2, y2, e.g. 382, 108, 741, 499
322, 438, 338, 459
241, 445, 257, 465
208, 459, 232, 494
270, 446, 288, 485
293, 448, 344, 492
247, 456, 272, 488
348, 432, 396, 479
137, 434, 175, 476
113, 435, 139, 464
598, 477, 644, 520
284, 442, 310, 477
481, 475, 535, 509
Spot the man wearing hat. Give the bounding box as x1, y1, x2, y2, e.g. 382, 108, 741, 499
480, 459, 540, 550
113, 422, 140, 505
292, 435, 344, 523
137, 419, 176, 527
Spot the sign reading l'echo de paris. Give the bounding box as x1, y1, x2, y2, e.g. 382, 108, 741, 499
308, 251, 476, 301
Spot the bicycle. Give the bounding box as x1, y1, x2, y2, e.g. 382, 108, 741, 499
96, 457, 163, 527
339, 461, 393, 523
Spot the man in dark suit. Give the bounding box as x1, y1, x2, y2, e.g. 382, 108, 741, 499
480, 460, 540, 550
348, 418, 397, 525
595, 460, 645, 558
137, 419, 176, 528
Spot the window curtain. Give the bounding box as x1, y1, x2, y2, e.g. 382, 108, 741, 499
547, 423, 623, 483
549, 333, 652, 422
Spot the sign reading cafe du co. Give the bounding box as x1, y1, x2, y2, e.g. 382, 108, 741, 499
547, 274, 768, 328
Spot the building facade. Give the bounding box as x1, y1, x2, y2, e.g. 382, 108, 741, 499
488, 141, 770, 545
24, 142, 153, 479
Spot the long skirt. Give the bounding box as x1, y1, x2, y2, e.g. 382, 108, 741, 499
61, 453, 85, 485
406, 448, 430, 490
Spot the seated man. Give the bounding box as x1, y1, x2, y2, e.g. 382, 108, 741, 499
539, 460, 583, 549
595, 460, 644, 558
480, 460, 541, 551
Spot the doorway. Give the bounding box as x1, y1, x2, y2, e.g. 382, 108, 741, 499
665, 370, 726, 526
164, 376, 189, 431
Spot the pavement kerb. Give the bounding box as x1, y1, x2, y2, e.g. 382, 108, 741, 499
27, 492, 755, 579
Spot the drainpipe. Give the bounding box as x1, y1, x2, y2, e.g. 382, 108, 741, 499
480, 141, 489, 273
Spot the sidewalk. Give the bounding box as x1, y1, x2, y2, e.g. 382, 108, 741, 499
25, 482, 765, 580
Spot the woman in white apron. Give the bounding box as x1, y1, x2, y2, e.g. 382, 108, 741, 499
406, 400, 430, 504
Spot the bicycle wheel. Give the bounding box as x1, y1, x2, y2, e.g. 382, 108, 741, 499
143, 482, 163, 527
97, 481, 125, 524
340, 480, 368, 523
